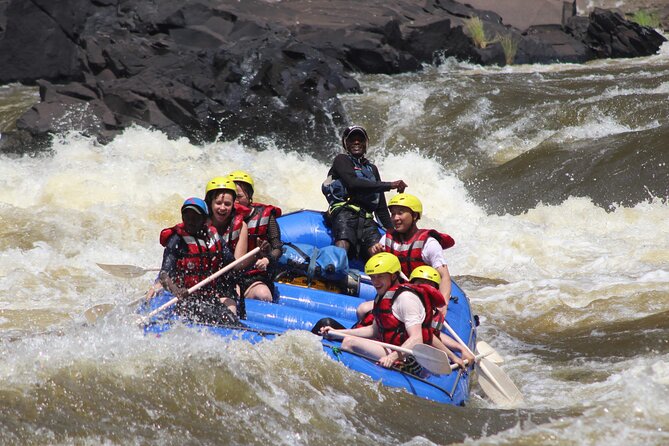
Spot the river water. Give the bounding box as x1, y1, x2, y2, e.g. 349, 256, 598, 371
0, 40, 668, 445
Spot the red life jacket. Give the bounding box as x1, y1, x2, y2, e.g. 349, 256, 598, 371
219, 204, 250, 252
159, 223, 223, 290
355, 283, 447, 331
245, 203, 282, 251
372, 283, 446, 345
384, 228, 455, 277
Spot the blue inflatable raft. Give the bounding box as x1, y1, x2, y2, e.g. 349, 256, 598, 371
140, 210, 477, 406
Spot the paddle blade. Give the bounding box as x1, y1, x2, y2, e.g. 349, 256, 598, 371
96, 263, 158, 278
412, 344, 452, 376
476, 341, 504, 364
476, 358, 524, 407
83, 303, 116, 324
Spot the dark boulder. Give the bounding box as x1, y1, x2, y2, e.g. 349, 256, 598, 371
0, 0, 7, 39
0, 0, 93, 84
520, 25, 593, 63
566, 8, 667, 59
0, 0, 665, 154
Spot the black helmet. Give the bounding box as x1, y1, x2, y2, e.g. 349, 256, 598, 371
341, 125, 369, 149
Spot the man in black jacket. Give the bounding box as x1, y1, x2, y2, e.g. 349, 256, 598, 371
322, 125, 407, 260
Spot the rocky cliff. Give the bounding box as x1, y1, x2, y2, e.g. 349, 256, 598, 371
0, 0, 664, 154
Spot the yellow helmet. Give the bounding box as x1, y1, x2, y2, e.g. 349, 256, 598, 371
388, 193, 422, 217
409, 265, 441, 286
205, 176, 237, 196
365, 252, 401, 276
228, 170, 254, 189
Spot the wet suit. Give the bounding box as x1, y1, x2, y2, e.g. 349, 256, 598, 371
327, 154, 393, 257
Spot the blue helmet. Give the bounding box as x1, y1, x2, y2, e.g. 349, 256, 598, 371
181, 197, 208, 216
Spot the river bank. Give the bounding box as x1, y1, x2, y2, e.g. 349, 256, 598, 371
0, 0, 665, 155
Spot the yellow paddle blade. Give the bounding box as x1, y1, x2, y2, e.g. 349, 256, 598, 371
476, 358, 524, 407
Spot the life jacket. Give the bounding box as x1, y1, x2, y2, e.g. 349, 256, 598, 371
384, 229, 455, 277
355, 283, 446, 332
372, 283, 446, 346
322, 154, 380, 212
218, 203, 250, 252
245, 203, 282, 251
159, 223, 223, 291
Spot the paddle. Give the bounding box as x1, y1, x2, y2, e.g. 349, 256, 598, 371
476, 340, 504, 364
137, 247, 261, 325
476, 357, 524, 407
96, 263, 161, 278
83, 291, 150, 324
325, 330, 453, 375
441, 320, 523, 407
398, 271, 521, 406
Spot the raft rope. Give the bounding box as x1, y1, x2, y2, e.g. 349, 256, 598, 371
331, 346, 343, 360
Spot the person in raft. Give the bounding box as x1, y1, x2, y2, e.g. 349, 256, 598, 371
204, 176, 249, 261
228, 170, 283, 303
319, 252, 447, 369
322, 125, 407, 260
157, 197, 240, 325
356, 193, 455, 321
408, 265, 475, 367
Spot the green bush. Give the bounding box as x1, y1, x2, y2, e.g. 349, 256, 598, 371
497, 33, 518, 65
465, 17, 488, 49
630, 10, 661, 28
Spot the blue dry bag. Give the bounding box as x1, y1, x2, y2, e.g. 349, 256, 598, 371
278, 242, 349, 282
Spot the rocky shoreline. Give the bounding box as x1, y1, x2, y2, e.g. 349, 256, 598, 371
0, 0, 665, 155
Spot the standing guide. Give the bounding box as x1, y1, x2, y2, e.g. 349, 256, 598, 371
322, 125, 408, 261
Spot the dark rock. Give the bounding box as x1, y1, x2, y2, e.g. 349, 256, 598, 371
566, 8, 667, 59
0, 129, 52, 155
522, 24, 593, 63
16, 80, 118, 141
576, 0, 669, 32
0, 0, 665, 154
0, 0, 7, 39
0, 0, 88, 84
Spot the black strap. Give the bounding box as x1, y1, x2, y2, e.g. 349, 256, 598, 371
310, 317, 346, 334
284, 242, 311, 263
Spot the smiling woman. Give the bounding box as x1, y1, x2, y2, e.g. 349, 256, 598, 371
204, 176, 249, 260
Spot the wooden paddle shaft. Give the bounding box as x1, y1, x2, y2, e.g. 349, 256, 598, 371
140, 247, 261, 322
443, 321, 476, 356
